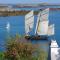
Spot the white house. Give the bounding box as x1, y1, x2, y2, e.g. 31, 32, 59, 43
50, 40, 59, 60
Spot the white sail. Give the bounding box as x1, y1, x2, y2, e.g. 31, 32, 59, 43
48, 24, 55, 36
41, 8, 49, 15
37, 20, 49, 35
25, 10, 34, 34
35, 8, 49, 35
40, 8, 49, 21
6, 22, 10, 31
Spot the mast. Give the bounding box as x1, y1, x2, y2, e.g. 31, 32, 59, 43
35, 12, 41, 35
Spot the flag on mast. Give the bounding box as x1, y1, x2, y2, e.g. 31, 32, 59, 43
25, 10, 34, 34
35, 8, 49, 35
48, 24, 55, 36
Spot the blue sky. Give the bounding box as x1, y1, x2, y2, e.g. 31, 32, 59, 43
0, 0, 60, 4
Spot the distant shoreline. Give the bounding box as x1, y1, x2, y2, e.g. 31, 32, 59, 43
0, 10, 38, 16
0, 8, 60, 16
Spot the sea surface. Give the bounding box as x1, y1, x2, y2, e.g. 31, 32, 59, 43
0, 6, 60, 51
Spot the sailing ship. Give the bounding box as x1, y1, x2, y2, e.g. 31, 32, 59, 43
35, 8, 49, 35
25, 8, 54, 40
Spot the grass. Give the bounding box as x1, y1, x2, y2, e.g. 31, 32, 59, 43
0, 51, 4, 60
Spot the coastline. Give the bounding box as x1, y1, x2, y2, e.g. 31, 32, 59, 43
0, 8, 60, 16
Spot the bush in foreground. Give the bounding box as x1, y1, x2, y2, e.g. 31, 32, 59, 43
4, 34, 48, 60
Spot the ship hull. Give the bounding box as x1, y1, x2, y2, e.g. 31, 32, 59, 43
25, 35, 48, 40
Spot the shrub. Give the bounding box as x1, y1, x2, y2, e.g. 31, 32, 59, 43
4, 34, 37, 60
0, 52, 4, 60
4, 34, 48, 60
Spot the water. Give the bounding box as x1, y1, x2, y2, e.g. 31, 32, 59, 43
49, 9, 60, 46
0, 6, 60, 51
0, 16, 25, 51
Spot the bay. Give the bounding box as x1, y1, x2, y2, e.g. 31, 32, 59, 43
0, 6, 60, 52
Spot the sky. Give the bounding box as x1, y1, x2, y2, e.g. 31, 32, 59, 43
0, 0, 60, 4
